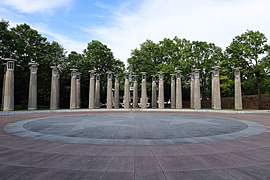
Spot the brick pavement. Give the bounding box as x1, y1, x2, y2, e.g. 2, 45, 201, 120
0, 110, 270, 179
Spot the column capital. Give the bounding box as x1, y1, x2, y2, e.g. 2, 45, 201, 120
151, 75, 156, 82
125, 71, 129, 79
212, 66, 220, 77
107, 71, 113, 79
70, 69, 78, 77
96, 73, 100, 80
234, 67, 241, 77
170, 74, 175, 80
141, 72, 147, 79
158, 71, 164, 80
193, 69, 200, 79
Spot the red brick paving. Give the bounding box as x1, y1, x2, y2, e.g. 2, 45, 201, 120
0, 111, 270, 179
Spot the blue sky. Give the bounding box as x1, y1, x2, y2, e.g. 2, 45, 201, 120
1, 0, 270, 65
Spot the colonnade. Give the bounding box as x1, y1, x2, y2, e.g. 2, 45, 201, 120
1, 58, 243, 111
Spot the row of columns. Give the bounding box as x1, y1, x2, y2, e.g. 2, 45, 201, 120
1, 58, 243, 111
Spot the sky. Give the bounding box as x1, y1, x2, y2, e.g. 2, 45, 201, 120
1, 0, 270, 65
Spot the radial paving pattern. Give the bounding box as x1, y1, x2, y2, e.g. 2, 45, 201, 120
5, 113, 264, 145
0, 111, 270, 179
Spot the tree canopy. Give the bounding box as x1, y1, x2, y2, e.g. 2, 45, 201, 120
1, 19, 270, 109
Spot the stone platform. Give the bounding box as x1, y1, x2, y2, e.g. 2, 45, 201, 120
0, 110, 270, 179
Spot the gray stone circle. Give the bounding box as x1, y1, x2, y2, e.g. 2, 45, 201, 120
5, 112, 265, 145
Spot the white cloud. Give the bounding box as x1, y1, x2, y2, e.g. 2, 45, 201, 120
0, 0, 72, 13
87, 0, 270, 65
31, 23, 86, 54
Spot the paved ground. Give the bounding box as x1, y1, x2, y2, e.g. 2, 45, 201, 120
0, 110, 270, 179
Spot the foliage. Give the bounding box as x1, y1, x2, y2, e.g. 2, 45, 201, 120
225, 30, 270, 108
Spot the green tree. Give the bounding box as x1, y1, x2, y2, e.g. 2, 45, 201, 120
226, 30, 269, 109
84, 40, 125, 103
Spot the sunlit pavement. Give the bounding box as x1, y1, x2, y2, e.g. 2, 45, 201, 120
0, 109, 270, 179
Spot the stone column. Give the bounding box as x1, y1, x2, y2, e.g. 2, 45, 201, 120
114, 75, 120, 109
2, 58, 16, 111
234, 67, 242, 110
211, 70, 214, 109
193, 69, 201, 109
76, 72, 81, 109
50, 66, 60, 109
151, 75, 157, 108
133, 75, 138, 108
141, 72, 147, 109
88, 70, 95, 109
106, 71, 113, 109
170, 74, 176, 109
28, 61, 38, 110
158, 71, 164, 109
1, 63, 7, 110
70, 69, 77, 109
124, 72, 130, 109
212, 66, 221, 109
95, 74, 100, 108
190, 72, 194, 109
176, 70, 183, 109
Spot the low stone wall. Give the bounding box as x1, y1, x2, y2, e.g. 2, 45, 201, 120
183, 94, 270, 110
221, 94, 270, 110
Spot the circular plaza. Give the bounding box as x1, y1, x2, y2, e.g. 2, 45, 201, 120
0, 110, 270, 179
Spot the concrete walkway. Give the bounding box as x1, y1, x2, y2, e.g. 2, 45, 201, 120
0, 110, 270, 179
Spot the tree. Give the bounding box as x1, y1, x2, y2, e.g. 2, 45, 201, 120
83, 40, 125, 103
226, 30, 269, 109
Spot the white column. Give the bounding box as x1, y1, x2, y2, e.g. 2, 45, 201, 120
151, 75, 157, 108
3, 58, 16, 111
107, 71, 113, 109
124, 72, 130, 109
212, 66, 221, 109
70, 69, 78, 109
76, 72, 81, 109
234, 67, 243, 109
190, 72, 194, 109
95, 74, 100, 108
50, 66, 60, 110
170, 74, 176, 109
141, 72, 147, 109
176, 70, 182, 109
133, 75, 138, 108
28, 61, 38, 110
88, 70, 95, 109
158, 71, 164, 109
114, 75, 120, 108
193, 69, 201, 109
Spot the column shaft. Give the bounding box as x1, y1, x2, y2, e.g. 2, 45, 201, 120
193, 69, 201, 109
76, 73, 81, 109
107, 71, 113, 109
28, 62, 38, 110
212, 66, 221, 109
89, 70, 95, 109
114, 75, 120, 108
171, 75, 176, 109
234, 67, 243, 109
151, 76, 157, 108
95, 74, 100, 108
3, 59, 16, 111
70, 69, 77, 109
176, 75, 182, 109
124, 73, 130, 109
190, 73, 194, 109
133, 78, 138, 108
141, 73, 147, 109
50, 66, 60, 109
158, 72, 164, 109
